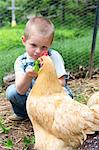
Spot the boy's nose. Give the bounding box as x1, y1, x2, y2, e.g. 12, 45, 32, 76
35, 48, 41, 54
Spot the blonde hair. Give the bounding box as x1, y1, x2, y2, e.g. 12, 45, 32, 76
24, 16, 54, 41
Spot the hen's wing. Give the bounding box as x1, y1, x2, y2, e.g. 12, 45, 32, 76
51, 99, 99, 148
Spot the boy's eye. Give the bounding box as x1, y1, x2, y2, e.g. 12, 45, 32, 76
41, 46, 48, 51
30, 44, 37, 48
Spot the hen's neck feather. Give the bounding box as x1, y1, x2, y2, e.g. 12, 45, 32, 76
31, 61, 64, 97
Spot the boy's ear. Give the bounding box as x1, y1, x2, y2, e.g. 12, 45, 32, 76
22, 36, 26, 45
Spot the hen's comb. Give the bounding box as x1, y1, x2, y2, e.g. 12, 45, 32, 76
40, 51, 48, 56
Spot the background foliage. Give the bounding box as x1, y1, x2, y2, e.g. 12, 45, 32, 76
0, 0, 99, 85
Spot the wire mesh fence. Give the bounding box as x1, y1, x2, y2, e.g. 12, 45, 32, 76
0, 0, 99, 85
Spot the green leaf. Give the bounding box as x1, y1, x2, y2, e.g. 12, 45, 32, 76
2, 139, 14, 149
31, 135, 35, 144
0, 126, 10, 134
95, 88, 99, 91
23, 135, 35, 148
23, 136, 31, 146
33, 60, 40, 72
0, 117, 10, 134
34, 60, 40, 65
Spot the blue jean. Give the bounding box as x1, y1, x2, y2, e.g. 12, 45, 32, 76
6, 84, 73, 118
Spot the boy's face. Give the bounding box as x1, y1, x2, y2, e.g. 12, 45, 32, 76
22, 32, 53, 60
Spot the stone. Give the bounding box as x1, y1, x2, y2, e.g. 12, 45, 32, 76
3, 73, 15, 87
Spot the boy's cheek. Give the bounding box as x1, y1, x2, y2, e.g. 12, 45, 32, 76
29, 48, 35, 53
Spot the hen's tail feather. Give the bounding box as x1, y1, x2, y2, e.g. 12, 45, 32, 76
90, 105, 99, 126
87, 92, 99, 107
87, 92, 99, 132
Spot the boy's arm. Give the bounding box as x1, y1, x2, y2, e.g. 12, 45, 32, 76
14, 56, 38, 95
50, 50, 67, 86
15, 72, 32, 95
15, 68, 38, 95
58, 75, 66, 86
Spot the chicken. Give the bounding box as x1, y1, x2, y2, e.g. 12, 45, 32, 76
26, 56, 99, 150
78, 92, 99, 150
87, 92, 99, 107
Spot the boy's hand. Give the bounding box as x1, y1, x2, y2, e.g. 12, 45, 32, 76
25, 60, 40, 78
26, 67, 38, 78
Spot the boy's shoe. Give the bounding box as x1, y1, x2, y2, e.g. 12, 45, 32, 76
8, 113, 25, 121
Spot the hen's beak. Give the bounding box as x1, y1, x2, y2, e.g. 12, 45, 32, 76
38, 57, 44, 70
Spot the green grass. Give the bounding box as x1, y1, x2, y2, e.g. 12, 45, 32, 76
0, 26, 24, 85
0, 25, 99, 85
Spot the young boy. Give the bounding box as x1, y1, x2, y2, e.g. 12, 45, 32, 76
6, 16, 73, 121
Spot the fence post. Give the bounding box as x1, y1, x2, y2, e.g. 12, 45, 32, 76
89, 0, 99, 78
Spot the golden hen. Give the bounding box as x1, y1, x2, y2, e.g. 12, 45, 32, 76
26, 56, 99, 150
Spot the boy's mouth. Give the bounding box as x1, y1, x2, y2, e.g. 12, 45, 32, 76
33, 53, 40, 59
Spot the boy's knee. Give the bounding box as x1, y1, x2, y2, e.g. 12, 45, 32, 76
6, 84, 18, 101
6, 84, 27, 106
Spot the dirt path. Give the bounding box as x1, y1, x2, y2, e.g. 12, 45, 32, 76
0, 76, 99, 149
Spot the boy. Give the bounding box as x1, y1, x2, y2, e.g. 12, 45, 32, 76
6, 16, 73, 121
